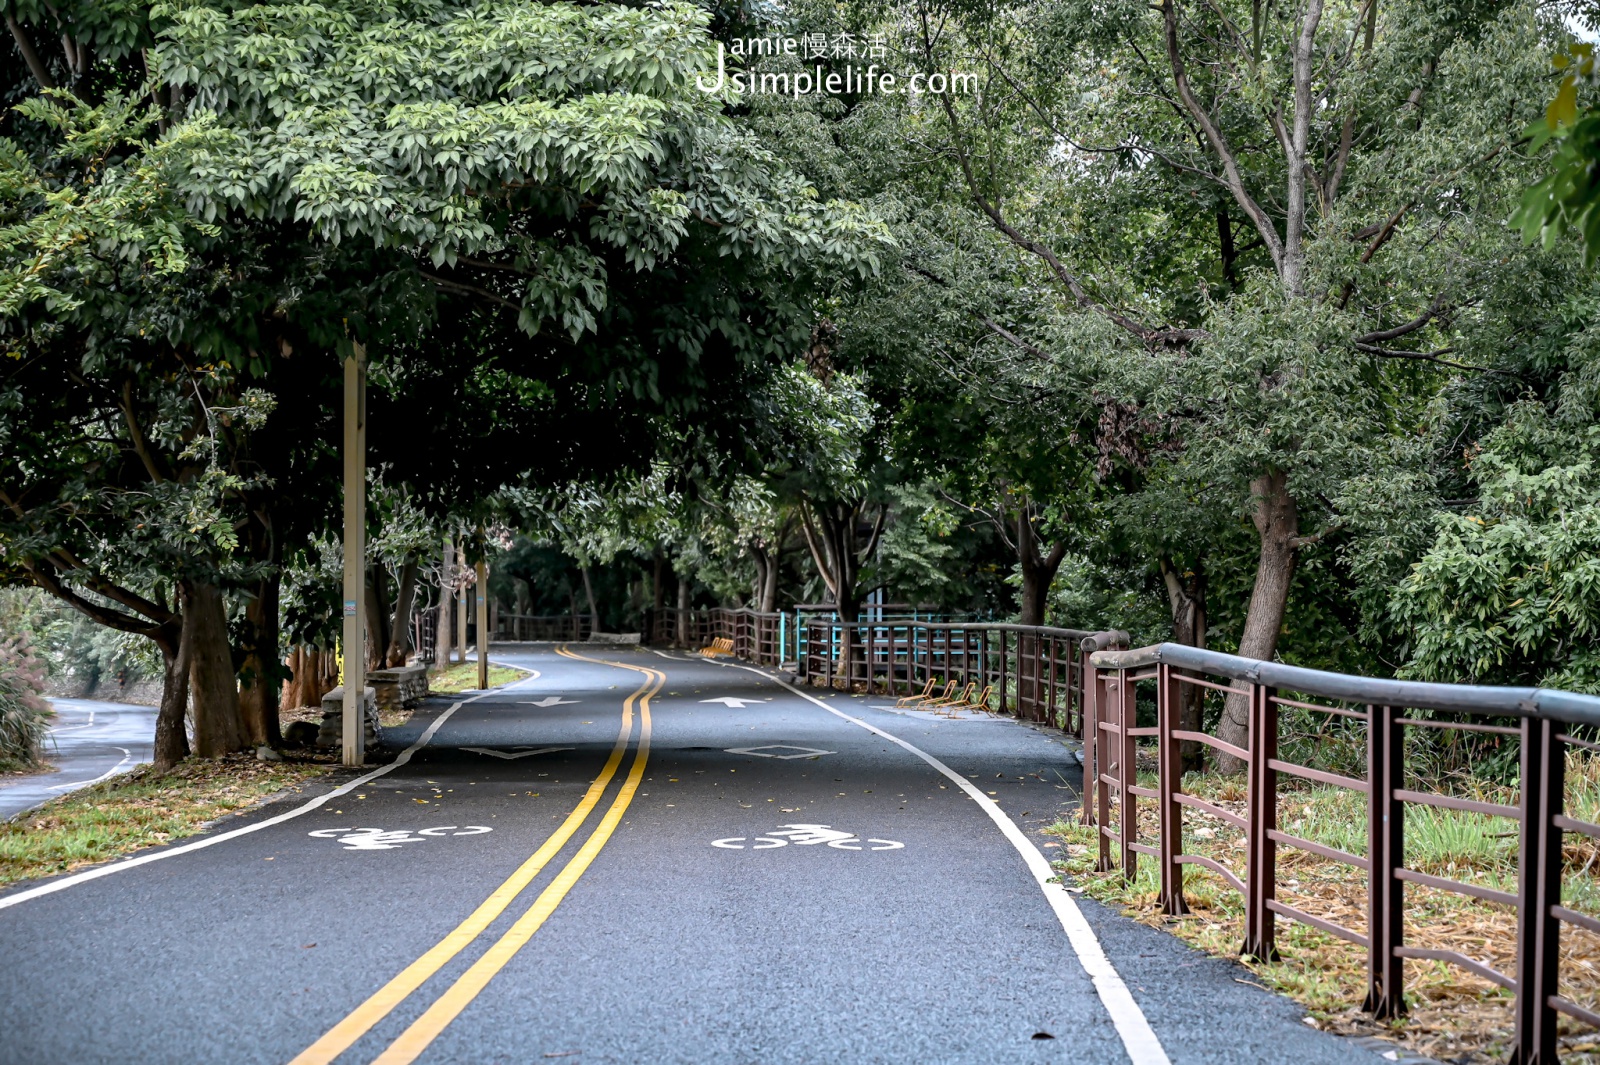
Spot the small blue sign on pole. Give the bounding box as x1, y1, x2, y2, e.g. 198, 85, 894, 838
343, 599, 358, 617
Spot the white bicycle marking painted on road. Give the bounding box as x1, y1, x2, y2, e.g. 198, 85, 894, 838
518, 696, 579, 707
656, 649, 1171, 1065
711, 823, 904, 851
723, 744, 834, 759
461, 746, 574, 760
308, 826, 494, 850
699, 696, 768, 708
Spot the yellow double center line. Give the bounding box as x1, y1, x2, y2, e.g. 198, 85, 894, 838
290, 647, 661, 1065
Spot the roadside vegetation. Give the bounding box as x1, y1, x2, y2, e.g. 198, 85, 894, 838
0, 755, 336, 887
0, 2, 1598, 1058
1051, 751, 1600, 1063
0, 636, 50, 775
428, 662, 531, 696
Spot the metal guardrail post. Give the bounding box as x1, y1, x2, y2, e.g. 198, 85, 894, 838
998, 630, 1009, 714
1088, 655, 1100, 831
1116, 665, 1137, 878
1366, 703, 1407, 1019
1243, 682, 1279, 960
1157, 662, 1188, 916
1514, 715, 1563, 1065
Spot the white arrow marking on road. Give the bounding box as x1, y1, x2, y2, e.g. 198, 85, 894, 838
518, 697, 579, 707
724, 744, 834, 760
462, 746, 574, 760
699, 696, 769, 708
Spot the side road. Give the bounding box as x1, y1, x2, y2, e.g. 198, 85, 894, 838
0, 699, 156, 820
0, 645, 1383, 1064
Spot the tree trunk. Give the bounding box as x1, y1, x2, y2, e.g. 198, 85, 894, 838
676, 573, 689, 646
1016, 507, 1067, 628
1216, 471, 1299, 773
279, 645, 301, 712
238, 571, 282, 747
1161, 555, 1209, 772
365, 561, 391, 672
581, 565, 600, 632
759, 550, 779, 613
652, 552, 665, 612
385, 557, 419, 666
437, 540, 455, 667
184, 580, 250, 757
749, 544, 772, 613
153, 621, 190, 772
280, 645, 335, 711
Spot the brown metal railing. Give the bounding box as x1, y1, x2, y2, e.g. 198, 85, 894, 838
1086, 642, 1600, 1064
799, 620, 1098, 731
495, 613, 593, 641
647, 607, 785, 666
651, 609, 1100, 733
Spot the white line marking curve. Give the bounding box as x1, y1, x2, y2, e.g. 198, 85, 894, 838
653, 649, 1170, 1065
0, 673, 539, 912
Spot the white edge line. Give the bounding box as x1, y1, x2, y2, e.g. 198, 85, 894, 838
677, 651, 1170, 1065
45, 747, 133, 792
0, 676, 538, 912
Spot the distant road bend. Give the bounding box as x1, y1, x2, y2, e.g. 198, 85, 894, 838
0, 645, 1382, 1064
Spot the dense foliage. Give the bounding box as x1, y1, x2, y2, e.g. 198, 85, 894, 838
2, 0, 1598, 772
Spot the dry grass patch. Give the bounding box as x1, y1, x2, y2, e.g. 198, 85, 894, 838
0, 753, 337, 887
1050, 759, 1600, 1064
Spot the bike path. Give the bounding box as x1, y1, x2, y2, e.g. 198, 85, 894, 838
0, 645, 1378, 1064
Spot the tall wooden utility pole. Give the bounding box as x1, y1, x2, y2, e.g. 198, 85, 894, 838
340, 343, 367, 766
476, 554, 489, 690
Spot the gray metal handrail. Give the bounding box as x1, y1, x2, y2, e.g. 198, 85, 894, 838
1089, 642, 1600, 727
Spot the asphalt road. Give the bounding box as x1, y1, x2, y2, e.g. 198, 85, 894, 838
0, 698, 156, 820
0, 645, 1380, 1064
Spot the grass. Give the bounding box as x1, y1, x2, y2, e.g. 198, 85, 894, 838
0, 754, 337, 888
1051, 755, 1600, 1064
429, 660, 529, 694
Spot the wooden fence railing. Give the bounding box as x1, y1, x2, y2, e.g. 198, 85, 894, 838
1086, 642, 1600, 1064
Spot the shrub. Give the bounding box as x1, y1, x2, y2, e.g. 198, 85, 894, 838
0, 635, 50, 771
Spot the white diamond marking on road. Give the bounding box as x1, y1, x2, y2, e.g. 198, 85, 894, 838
308, 826, 493, 850
722, 744, 835, 759
711, 824, 904, 851
462, 746, 574, 760
518, 697, 579, 707
699, 696, 770, 708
